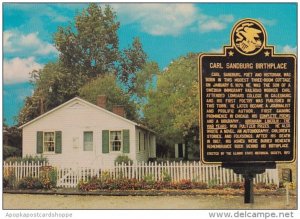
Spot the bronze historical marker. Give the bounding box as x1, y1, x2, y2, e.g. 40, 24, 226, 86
199, 18, 297, 164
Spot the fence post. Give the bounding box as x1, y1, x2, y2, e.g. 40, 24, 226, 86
191, 161, 194, 182
128, 163, 131, 179
115, 163, 118, 179
26, 161, 29, 178
175, 161, 179, 182
165, 161, 169, 181
56, 166, 59, 187
3, 161, 280, 188
184, 161, 187, 180
203, 163, 207, 183
233, 168, 237, 182
15, 162, 18, 183
146, 161, 150, 177
76, 167, 80, 187
18, 162, 22, 183
225, 168, 229, 183
34, 162, 37, 178
174, 161, 178, 182
159, 162, 163, 181
149, 162, 152, 181
137, 162, 140, 180
198, 162, 201, 182
212, 165, 215, 182
141, 162, 144, 180
15, 161, 22, 181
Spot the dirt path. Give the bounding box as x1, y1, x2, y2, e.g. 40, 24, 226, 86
3, 194, 296, 209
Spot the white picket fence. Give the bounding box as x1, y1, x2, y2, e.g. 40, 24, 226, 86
3, 161, 279, 188
3, 161, 48, 183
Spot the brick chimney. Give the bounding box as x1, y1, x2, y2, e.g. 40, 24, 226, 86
112, 105, 126, 117
97, 95, 107, 109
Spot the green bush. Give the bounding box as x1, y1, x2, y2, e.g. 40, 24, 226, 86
255, 182, 277, 190
3, 167, 16, 189
225, 181, 244, 189
16, 166, 57, 190
114, 155, 133, 165
193, 182, 208, 189
5, 155, 48, 164
143, 174, 155, 184
208, 178, 219, 188
100, 171, 111, 182
3, 177, 9, 189
3, 146, 21, 160
39, 166, 57, 189
76, 175, 276, 192
78, 178, 142, 191
4, 175, 16, 189
48, 168, 58, 187
18, 177, 43, 189
162, 171, 172, 182
153, 181, 170, 190
78, 177, 103, 191
176, 179, 193, 190
77, 176, 211, 191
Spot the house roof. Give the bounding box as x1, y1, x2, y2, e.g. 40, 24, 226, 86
19, 97, 154, 133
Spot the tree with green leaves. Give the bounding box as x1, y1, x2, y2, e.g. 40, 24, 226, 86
144, 53, 199, 159
54, 3, 120, 78
3, 123, 22, 159
79, 74, 138, 121
54, 3, 149, 90
119, 37, 147, 93
18, 94, 41, 125
18, 62, 85, 125
129, 61, 160, 113
18, 3, 151, 125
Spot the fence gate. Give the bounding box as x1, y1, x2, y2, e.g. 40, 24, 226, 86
56, 167, 102, 188
3, 161, 279, 189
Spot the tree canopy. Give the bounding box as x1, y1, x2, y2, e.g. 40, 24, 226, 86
144, 53, 199, 150
18, 3, 151, 125
119, 37, 148, 94
79, 74, 138, 121
18, 62, 85, 125
54, 3, 120, 78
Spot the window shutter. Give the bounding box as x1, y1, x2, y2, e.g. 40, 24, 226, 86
123, 129, 130, 153
55, 131, 62, 153
102, 130, 109, 153
36, 131, 43, 154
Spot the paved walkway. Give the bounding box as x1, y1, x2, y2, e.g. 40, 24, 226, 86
3, 194, 296, 209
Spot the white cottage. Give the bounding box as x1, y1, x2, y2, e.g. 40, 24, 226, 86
20, 96, 156, 168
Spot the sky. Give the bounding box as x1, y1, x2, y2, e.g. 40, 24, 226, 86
3, 2, 297, 126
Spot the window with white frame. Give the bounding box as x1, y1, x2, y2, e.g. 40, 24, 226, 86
44, 132, 55, 152
110, 131, 122, 151
84, 131, 93, 151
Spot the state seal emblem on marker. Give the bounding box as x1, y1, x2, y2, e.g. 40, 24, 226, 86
232, 19, 266, 56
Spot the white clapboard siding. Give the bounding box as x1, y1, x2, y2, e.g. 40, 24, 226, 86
22, 98, 138, 170
3, 161, 279, 188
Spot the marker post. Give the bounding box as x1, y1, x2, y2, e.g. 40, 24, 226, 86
222, 163, 276, 203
